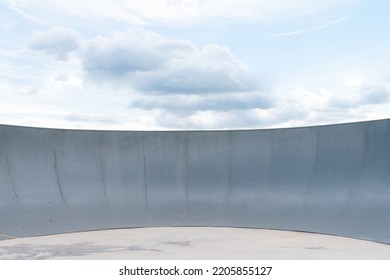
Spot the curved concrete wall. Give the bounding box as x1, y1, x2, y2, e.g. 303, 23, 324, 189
0, 119, 390, 243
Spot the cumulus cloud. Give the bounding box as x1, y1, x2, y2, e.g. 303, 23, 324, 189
81, 28, 255, 94
30, 25, 386, 130
74, 28, 270, 129
25, 26, 266, 128
130, 88, 328, 130
82, 29, 168, 80
134, 44, 252, 94
29, 27, 79, 60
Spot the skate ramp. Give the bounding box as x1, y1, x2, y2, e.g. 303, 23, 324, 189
0, 119, 389, 243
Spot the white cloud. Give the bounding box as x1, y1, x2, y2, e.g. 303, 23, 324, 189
16, 26, 270, 130
21, 22, 390, 130
82, 29, 167, 77
331, 83, 390, 108
29, 27, 79, 60
358, 84, 390, 105
3, 0, 389, 131
277, 16, 349, 36
6, 0, 354, 24
282, 88, 331, 111
81, 29, 255, 94
114, 0, 355, 23
65, 113, 123, 125
6, 0, 47, 24
153, 109, 266, 129
134, 44, 252, 94
129, 88, 323, 129
343, 76, 363, 87
131, 92, 273, 113
273, 84, 390, 127
6, 0, 145, 25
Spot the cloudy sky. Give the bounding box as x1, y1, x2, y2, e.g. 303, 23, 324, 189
1, 0, 389, 130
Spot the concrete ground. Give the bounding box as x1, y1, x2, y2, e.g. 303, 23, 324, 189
0, 227, 389, 260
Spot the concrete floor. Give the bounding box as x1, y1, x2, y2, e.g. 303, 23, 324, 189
0, 227, 389, 260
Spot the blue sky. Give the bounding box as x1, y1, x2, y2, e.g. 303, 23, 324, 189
1, 0, 389, 130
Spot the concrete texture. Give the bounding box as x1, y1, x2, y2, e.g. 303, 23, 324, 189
1, 227, 389, 260
0, 119, 390, 244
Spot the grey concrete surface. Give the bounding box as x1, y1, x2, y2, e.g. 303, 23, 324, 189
1, 227, 389, 260
0, 119, 390, 244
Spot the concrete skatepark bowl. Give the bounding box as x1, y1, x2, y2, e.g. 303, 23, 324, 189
0, 119, 390, 258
